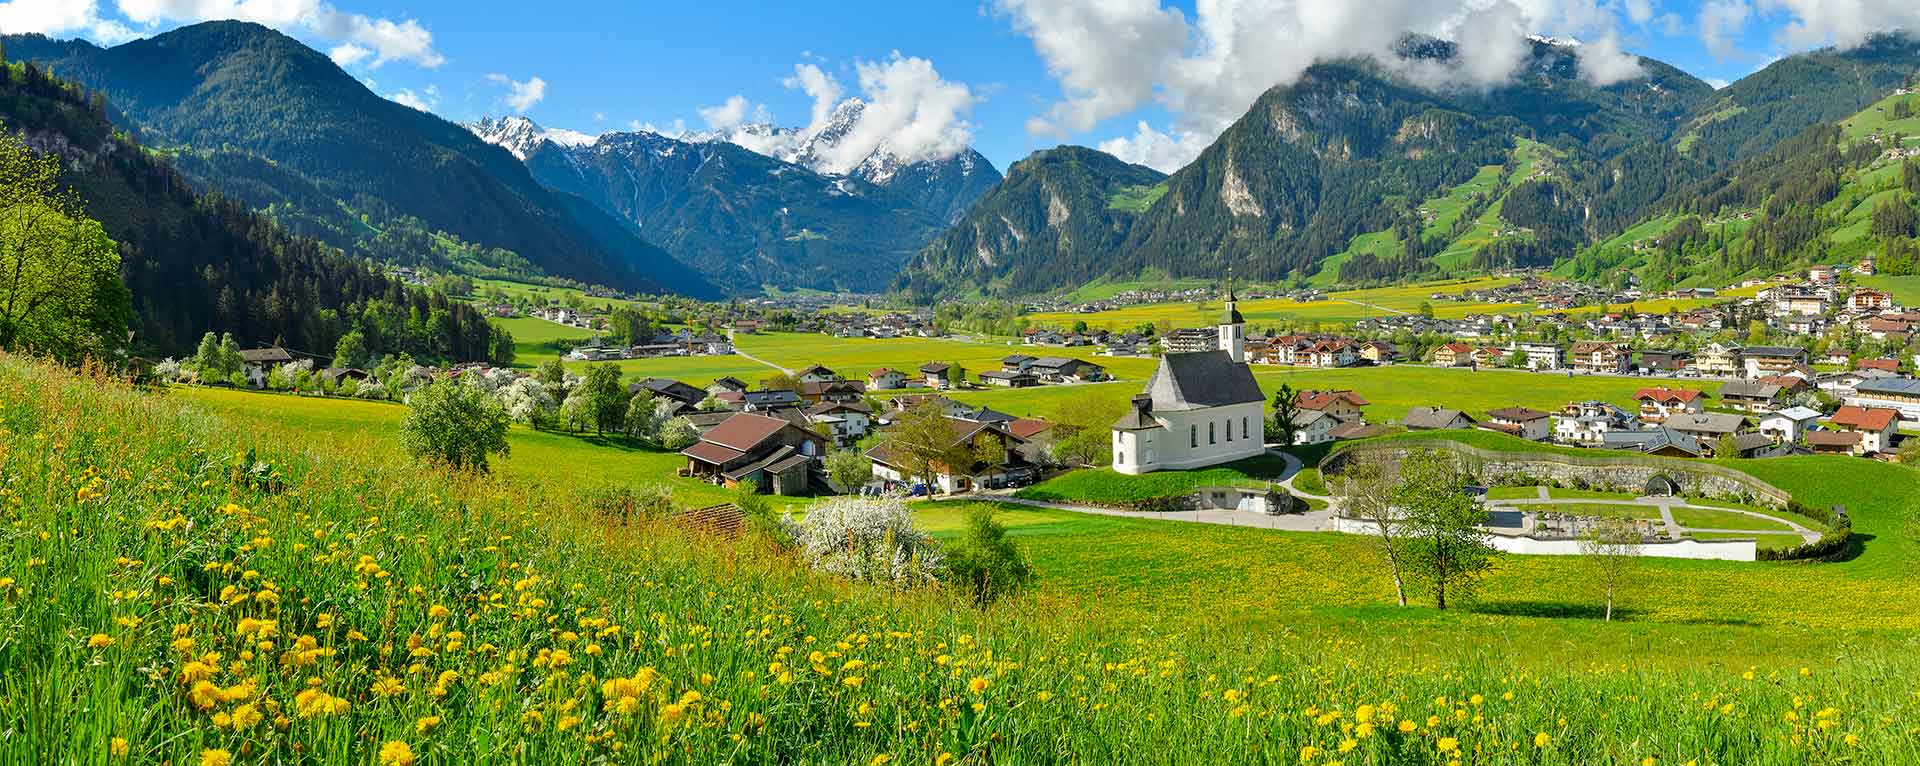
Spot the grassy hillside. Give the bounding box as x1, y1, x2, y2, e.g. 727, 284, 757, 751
10, 355, 1920, 763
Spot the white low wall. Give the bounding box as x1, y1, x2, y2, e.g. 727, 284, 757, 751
1330, 517, 1757, 561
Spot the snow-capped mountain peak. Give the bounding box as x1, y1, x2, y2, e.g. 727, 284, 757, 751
466, 116, 598, 161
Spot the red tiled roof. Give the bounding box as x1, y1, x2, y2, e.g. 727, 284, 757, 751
1856, 358, 1900, 373
700, 413, 792, 452
1007, 418, 1053, 439
1296, 390, 1370, 410
1634, 387, 1705, 404
1832, 405, 1898, 432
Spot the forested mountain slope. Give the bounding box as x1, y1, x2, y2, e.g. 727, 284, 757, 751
0, 57, 510, 362
4, 21, 716, 297
895, 146, 1165, 298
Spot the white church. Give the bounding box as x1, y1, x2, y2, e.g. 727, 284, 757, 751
1111, 284, 1268, 474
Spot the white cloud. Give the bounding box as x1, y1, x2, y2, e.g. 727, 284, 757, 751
693, 54, 981, 173
1697, 0, 1752, 60
1624, 0, 1655, 24
696, 94, 766, 130
784, 63, 846, 135
1706, 77, 1730, 89
0, 0, 136, 42
1097, 121, 1211, 172
818, 52, 979, 170
486, 73, 547, 112
387, 85, 435, 111
329, 43, 370, 67
113, 0, 444, 68
1759, 0, 1920, 50
997, 0, 1654, 171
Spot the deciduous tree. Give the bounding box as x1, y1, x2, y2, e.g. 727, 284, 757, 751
1394, 450, 1498, 609
1578, 517, 1643, 622
399, 380, 511, 473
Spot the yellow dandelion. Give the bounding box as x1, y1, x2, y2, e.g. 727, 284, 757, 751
87, 633, 114, 649
109, 738, 129, 757
1397, 720, 1418, 733
416, 716, 442, 733
378, 740, 416, 766
968, 677, 990, 694
870, 756, 891, 766
842, 676, 864, 687
199, 750, 231, 766
428, 604, 451, 619
1438, 737, 1459, 753
1535, 732, 1551, 748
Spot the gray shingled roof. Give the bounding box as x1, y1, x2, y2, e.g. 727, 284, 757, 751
1145, 351, 1263, 410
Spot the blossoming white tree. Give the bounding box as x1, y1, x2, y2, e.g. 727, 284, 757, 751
783, 495, 941, 588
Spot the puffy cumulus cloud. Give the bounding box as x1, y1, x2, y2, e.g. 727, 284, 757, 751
785, 63, 846, 135
114, 0, 443, 67
486, 73, 546, 112
386, 85, 435, 111
1697, 0, 1753, 60
1097, 121, 1212, 172
696, 94, 767, 130
815, 52, 979, 171
698, 55, 980, 174
0, 0, 136, 42
1759, 0, 1920, 50
997, 0, 1649, 171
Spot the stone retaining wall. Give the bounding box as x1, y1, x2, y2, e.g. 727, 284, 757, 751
1324, 441, 1792, 509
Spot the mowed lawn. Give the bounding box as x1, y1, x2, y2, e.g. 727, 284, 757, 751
168, 386, 752, 510
733, 331, 1163, 382
951, 364, 1704, 426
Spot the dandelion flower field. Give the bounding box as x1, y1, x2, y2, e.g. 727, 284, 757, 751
5, 356, 1920, 764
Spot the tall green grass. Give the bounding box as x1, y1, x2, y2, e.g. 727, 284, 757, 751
5, 354, 1920, 764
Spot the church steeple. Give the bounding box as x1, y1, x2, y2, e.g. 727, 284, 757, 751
1218, 270, 1245, 363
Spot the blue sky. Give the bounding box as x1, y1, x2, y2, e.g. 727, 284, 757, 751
6, 0, 1917, 172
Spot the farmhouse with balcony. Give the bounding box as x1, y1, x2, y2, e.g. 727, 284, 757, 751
680, 413, 826, 495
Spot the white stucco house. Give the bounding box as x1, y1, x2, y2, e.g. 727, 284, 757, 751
1111, 287, 1267, 475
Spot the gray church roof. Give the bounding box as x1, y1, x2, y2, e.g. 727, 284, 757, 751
1145, 351, 1264, 410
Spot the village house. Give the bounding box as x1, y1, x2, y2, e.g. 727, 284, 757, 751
919, 362, 955, 389
1112, 290, 1267, 474
795, 365, 838, 385
1305, 338, 1360, 368
868, 417, 1031, 493
1695, 343, 1742, 378
798, 379, 866, 404
1602, 426, 1703, 458
1295, 389, 1370, 423
1159, 327, 1219, 354
1569, 341, 1630, 374
1482, 407, 1552, 441
1816, 369, 1895, 398
1006, 418, 1056, 465
1847, 377, 1920, 426
1030, 357, 1107, 382
1809, 264, 1836, 285
630, 377, 708, 412
978, 369, 1040, 388
709, 376, 749, 395
1829, 405, 1901, 455
741, 389, 805, 411
1857, 358, 1901, 374
1663, 412, 1756, 454
1850, 288, 1893, 313
238, 347, 295, 387
865, 368, 908, 390
1402, 407, 1478, 431
680, 413, 826, 496
1634, 387, 1707, 423
1760, 406, 1824, 444
1743, 346, 1810, 379
1358, 340, 1397, 364
1717, 380, 1785, 413
1000, 354, 1036, 372
1552, 401, 1636, 445
1289, 409, 1337, 445
1515, 342, 1564, 371
1431, 342, 1474, 367
805, 400, 873, 445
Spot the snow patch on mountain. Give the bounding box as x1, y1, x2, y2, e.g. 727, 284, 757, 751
464, 116, 598, 160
